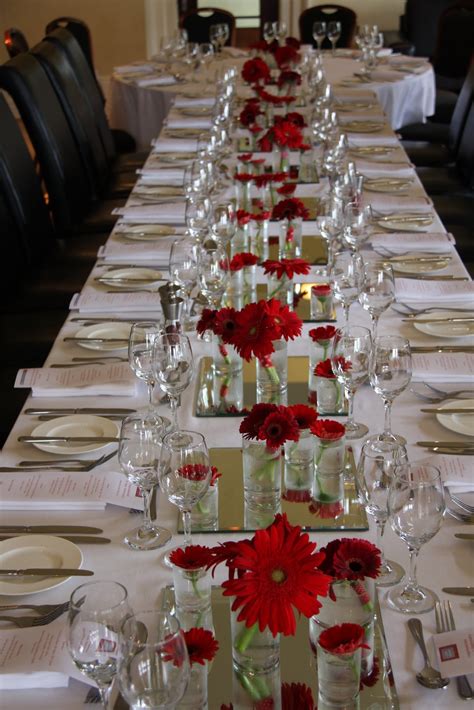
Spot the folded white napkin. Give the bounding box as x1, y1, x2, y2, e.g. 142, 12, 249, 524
70, 288, 162, 315
370, 232, 454, 252
151, 137, 198, 153
412, 353, 474, 383
426, 455, 474, 493
346, 131, 398, 147
137, 168, 185, 182
366, 70, 408, 82
357, 160, 414, 177
395, 279, 474, 303
114, 63, 156, 74
333, 90, 377, 102
98, 238, 176, 262
174, 96, 215, 108
135, 74, 177, 87
166, 116, 212, 130
15, 362, 137, 397
112, 203, 185, 224
366, 195, 432, 212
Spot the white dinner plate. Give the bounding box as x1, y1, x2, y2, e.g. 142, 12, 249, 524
149, 152, 196, 162
364, 181, 413, 193
0, 535, 83, 596
98, 268, 162, 289
74, 323, 132, 351
413, 311, 474, 339
116, 224, 176, 240
377, 217, 433, 232
30, 415, 119, 455
134, 186, 183, 197
436, 399, 474, 437
390, 253, 452, 274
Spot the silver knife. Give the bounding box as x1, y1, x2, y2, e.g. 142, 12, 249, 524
394, 275, 467, 281
428, 448, 474, 455
0, 568, 93, 577
421, 408, 474, 414
94, 277, 163, 284
19, 436, 120, 444
24, 408, 135, 415
442, 587, 474, 596
411, 346, 474, 353
0, 535, 111, 544
0, 525, 103, 533
454, 534, 474, 540
63, 337, 130, 343
417, 441, 474, 448
403, 317, 474, 324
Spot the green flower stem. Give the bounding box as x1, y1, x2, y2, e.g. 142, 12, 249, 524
333, 379, 341, 410
268, 275, 288, 300
315, 440, 328, 467
234, 621, 259, 653
189, 571, 207, 600
235, 667, 271, 702
253, 455, 278, 483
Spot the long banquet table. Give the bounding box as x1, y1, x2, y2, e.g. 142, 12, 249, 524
1, 49, 473, 710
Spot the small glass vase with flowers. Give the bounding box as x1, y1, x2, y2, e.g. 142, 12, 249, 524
262, 257, 311, 308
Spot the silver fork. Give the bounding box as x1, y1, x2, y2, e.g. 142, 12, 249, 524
435, 601, 473, 699
392, 304, 473, 316
0, 603, 69, 627
17, 450, 117, 472
0, 601, 69, 614
84, 687, 101, 704
446, 508, 474, 524
445, 489, 474, 514
420, 382, 474, 399
409, 389, 473, 404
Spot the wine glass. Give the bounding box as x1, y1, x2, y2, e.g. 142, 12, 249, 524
169, 238, 199, 329
68, 581, 133, 709
263, 21, 275, 43
272, 20, 287, 41
331, 325, 372, 439
152, 332, 194, 431
211, 201, 236, 246
183, 161, 208, 198
327, 21, 342, 56
312, 21, 327, 52
343, 202, 371, 252
199, 42, 214, 69
369, 335, 412, 444
128, 322, 162, 421
387, 463, 445, 613
320, 197, 344, 273
185, 194, 211, 241
118, 415, 172, 550
118, 611, 190, 709
159, 430, 211, 553
359, 263, 395, 337
209, 24, 221, 53
198, 239, 230, 308
331, 251, 364, 325
356, 438, 407, 586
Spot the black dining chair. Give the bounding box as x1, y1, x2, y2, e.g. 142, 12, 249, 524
3, 27, 29, 58
431, 0, 474, 92
299, 5, 356, 49
180, 7, 236, 45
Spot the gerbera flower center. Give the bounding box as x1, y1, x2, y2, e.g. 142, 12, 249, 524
348, 559, 363, 573
271, 567, 287, 584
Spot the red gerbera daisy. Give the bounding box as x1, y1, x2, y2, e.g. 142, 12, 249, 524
183, 627, 219, 665
281, 682, 315, 709
285, 37, 301, 49
229, 301, 275, 361
318, 622, 370, 655
314, 358, 336, 379
169, 545, 212, 570
196, 308, 217, 337
240, 403, 278, 440
222, 515, 331, 636
272, 198, 309, 221
269, 300, 303, 341
282, 488, 312, 503
312, 283, 332, 297
258, 407, 300, 448
214, 307, 237, 340
209, 466, 221, 486
237, 153, 253, 162
229, 252, 259, 270
287, 404, 318, 429
242, 57, 271, 85
361, 656, 380, 688
274, 45, 301, 69
284, 111, 306, 127
208, 540, 242, 578
261, 258, 310, 280
235, 209, 252, 226
331, 538, 382, 581
277, 70, 302, 87
277, 182, 297, 196
310, 419, 346, 441
309, 325, 337, 343
273, 120, 305, 150
178, 463, 211, 481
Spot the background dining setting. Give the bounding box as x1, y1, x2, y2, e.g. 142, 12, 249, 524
0, 1, 473, 709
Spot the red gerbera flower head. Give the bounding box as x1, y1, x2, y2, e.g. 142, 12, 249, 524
274, 45, 301, 69
252, 209, 271, 222
282, 488, 312, 502
262, 258, 311, 280
183, 627, 219, 665
240, 402, 278, 440
210, 466, 222, 486
285, 111, 306, 127
239, 102, 263, 127
331, 538, 382, 580
229, 301, 276, 361
314, 358, 336, 379
196, 308, 217, 337
309, 325, 337, 343
242, 57, 271, 85
169, 544, 213, 570
318, 623, 370, 655
273, 120, 305, 150
277, 182, 297, 196
310, 418, 346, 440
285, 36, 302, 50
178, 463, 212, 481
287, 404, 318, 429
255, 86, 297, 106
213, 307, 237, 341
272, 198, 309, 221
237, 152, 253, 162
222, 516, 331, 636
258, 406, 300, 448
281, 682, 315, 710
235, 208, 251, 226
207, 540, 243, 578
312, 283, 332, 297
234, 172, 254, 184
270, 300, 303, 341
277, 70, 302, 87
309, 499, 344, 519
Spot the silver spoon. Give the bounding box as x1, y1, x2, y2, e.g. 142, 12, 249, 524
408, 618, 450, 689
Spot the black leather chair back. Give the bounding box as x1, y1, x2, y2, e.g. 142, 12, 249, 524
433, 1, 474, 78
45, 17, 94, 72
3, 28, 29, 58
448, 55, 474, 151
181, 7, 236, 45
456, 98, 474, 188
30, 39, 110, 198
299, 5, 356, 48
0, 53, 94, 233
43, 28, 116, 163
403, 0, 454, 57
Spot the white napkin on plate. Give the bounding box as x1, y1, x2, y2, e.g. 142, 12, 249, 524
365, 70, 408, 82
370, 232, 455, 252
135, 74, 177, 87
412, 353, 474, 383
395, 279, 474, 303
366, 194, 432, 212
166, 116, 212, 129
346, 131, 398, 147
112, 203, 185, 224
137, 168, 185, 182
151, 137, 198, 152
357, 161, 414, 177
70, 288, 162, 315
98, 238, 177, 262
15, 362, 137, 397
174, 96, 215, 108
114, 63, 155, 74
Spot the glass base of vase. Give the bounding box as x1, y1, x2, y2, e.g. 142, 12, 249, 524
376, 559, 405, 588
386, 582, 438, 614
373, 432, 407, 446
124, 524, 172, 551
344, 421, 369, 440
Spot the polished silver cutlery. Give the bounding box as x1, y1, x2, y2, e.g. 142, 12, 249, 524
403, 317, 474, 324
454, 533, 474, 540
0, 601, 69, 614
0, 525, 103, 533
0, 568, 93, 577
407, 618, 449, 689
18, 435, 120, 444
0, 535, 111, 544
435, 601, 473, 700
411, 345, 474, 353
394, 274, 467, 281
420, 407, 474, 414
442, 587, 474, 595
417, 441, 474, 448
25, 407, 135, 415
63, 337, 130, 344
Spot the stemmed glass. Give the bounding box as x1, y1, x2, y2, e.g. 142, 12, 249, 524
342, 202, 371, 252
312, 21, 327, 52
387, 463, 445, 613
152, 332, 194, 431
320, 197, 344, 273
198, 240, 230, 308
159, 430, 211, 553
199, 42, 214, 70
331, 325, 372, 439
128, 322, 162, 422
118, 415, 172, 550
331, 251, 364, 325
169, 238, 199, 329
263, 21, 275, 43
327, 21, 342, 56
273, 21, 287, 41
369, 335, 412, 444
118, 611, 190, 709
68, 581, 133, 710
211, 201, 236, 246
356, 438, 407, 586
185, 194, 211, 241
359, 263, 395, 337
